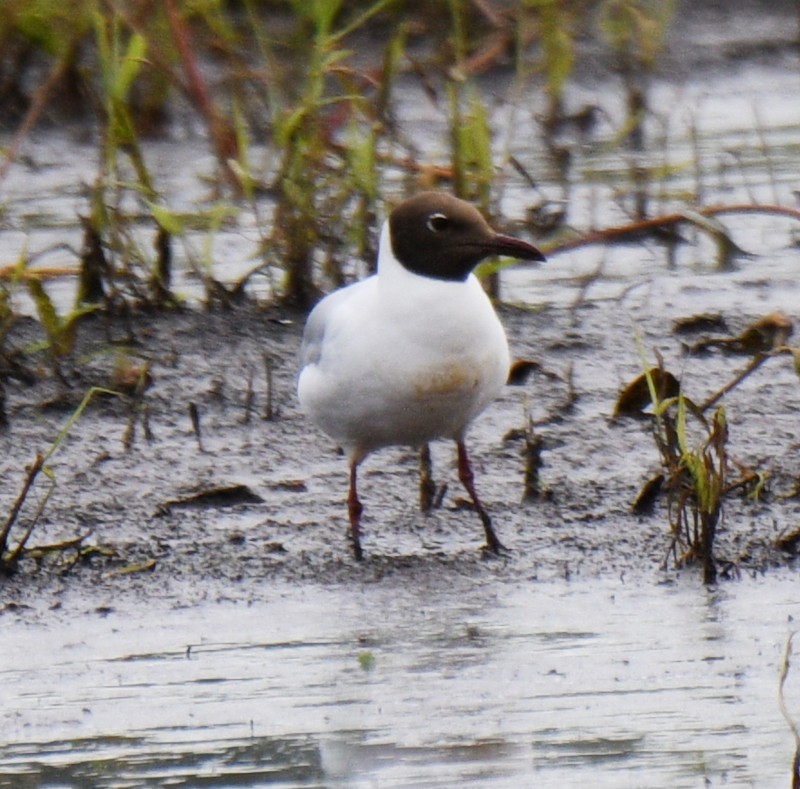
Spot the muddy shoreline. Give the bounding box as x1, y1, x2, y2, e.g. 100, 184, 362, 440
2, 292, 797, 614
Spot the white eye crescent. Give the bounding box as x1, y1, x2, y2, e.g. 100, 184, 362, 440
426, 213, 450, 232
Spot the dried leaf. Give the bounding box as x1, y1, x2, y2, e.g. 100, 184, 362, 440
507, 359, 541, 386
673, 313, 728, 335
614, 368, 680, 416
103, 558, 157, 578
158, 484, 263, 513
632, 473, 664, 515
736, 312, 793, 352
777, 525, 800, 554
690, 311, 794, 355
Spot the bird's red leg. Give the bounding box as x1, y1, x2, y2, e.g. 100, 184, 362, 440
348, 463, 364, 561
456, 440, 505, 554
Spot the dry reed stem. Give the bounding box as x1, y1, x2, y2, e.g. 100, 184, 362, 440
779, 632, 800, 789
0, 453, 46, 563
544, 204, 800, 256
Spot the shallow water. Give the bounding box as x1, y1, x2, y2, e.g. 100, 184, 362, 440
2, 575, 797, 788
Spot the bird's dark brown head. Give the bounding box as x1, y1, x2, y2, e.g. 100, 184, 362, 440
388, 191, 546, 282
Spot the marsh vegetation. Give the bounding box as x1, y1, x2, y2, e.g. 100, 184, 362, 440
3, 4, 800, 786
2, 1, 800, 582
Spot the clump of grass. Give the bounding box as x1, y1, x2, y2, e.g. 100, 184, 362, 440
672, 398, 727, 585
625, 313, 800, 582
528, 0, 578, 140
623, 359, 727, 584
444, 0, 507, 295
260, 0, 396, 306
0, 0, 695, 317
27, 276, 97, 379
0, 1, 95, 179
0, 386, 119, 574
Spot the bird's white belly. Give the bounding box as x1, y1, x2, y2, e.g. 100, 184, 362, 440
300, 331, 507, 456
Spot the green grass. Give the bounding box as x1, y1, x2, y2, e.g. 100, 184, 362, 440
0, 0, 687, 312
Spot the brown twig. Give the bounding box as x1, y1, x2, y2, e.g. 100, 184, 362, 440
699, 347, 796, 414
122, 367, 152, 451
779, 632, 800, 789
189, 401, 204, 452
419, 443, 436, 512
543, 204, 800, 256
699, 353, 771, 413
0, 453, 45, 558
4, 483, 57, 567
263, 353, 275, 421
243, 367, 255, 424
0, 52, 75, 184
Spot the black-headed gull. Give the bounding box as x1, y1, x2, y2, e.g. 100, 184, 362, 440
298, 191, 545, 560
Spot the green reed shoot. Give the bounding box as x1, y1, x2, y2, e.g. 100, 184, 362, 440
27, 279, 97, 378
259, 0, 396, 305
93, 11, 153, 197
675, 397, 726, 585
637, 346, 726, 584
599, 0, 674, 217
525, 0, 577, 131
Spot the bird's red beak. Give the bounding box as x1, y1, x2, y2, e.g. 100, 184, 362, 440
488, 233, 546, 262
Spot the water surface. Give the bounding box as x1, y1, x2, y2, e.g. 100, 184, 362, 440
2, 575, 797, 788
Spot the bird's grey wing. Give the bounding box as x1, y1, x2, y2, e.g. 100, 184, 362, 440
298, 285, 358, 370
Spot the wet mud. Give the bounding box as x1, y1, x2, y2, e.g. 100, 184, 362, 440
2, 288, 797, 614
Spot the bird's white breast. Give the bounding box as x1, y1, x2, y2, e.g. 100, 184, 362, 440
297, 224, 510, 460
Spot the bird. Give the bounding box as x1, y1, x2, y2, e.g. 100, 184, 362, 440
297, 191, 546, 560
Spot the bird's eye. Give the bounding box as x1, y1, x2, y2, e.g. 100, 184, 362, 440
426, 213, 449, 233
